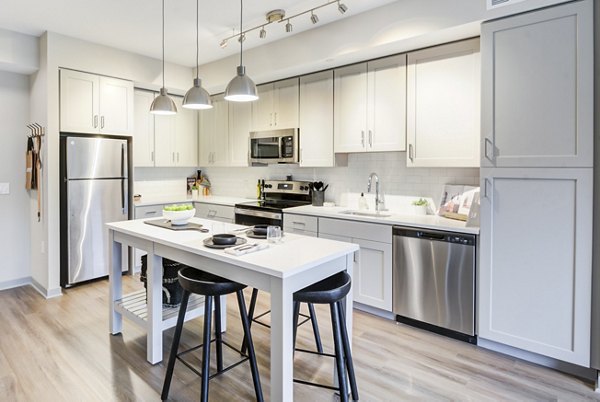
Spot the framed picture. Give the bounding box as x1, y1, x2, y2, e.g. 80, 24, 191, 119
438, 185, 479, 221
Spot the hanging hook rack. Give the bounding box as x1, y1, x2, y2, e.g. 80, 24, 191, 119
27, 123, 45, 138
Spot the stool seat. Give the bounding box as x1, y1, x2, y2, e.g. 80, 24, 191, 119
178, 267, 246, 296
294, 272, 351, 304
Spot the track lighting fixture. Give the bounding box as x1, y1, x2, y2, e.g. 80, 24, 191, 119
220, 39, 228, 48
218, 1, 349, 48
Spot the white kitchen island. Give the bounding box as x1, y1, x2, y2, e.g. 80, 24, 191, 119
106, 217, 358, 401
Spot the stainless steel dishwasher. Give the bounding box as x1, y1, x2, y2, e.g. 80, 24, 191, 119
392, 226, 476, 344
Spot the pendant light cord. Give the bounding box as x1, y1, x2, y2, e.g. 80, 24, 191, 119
195, 0, 199, 79
239, 0, 243, 67
162, 0, 166, 88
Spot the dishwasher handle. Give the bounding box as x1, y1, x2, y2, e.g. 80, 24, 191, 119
416, 231, 445, 241
393, 226, 476, 245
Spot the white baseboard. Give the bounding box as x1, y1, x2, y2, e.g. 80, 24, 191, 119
353, 302, 396, 320
30, 278, 63, 299
0, 277, 32, 291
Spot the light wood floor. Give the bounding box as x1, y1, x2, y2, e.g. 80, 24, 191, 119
0, 276, 599, 401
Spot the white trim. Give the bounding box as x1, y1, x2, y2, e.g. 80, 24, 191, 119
30, 278, 63, 299
0, 277, 32, 291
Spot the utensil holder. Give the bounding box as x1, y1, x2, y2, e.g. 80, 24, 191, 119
312, 190, 324, 207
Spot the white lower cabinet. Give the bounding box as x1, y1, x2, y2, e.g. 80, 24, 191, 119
318, 218, 392, 312
194, 203, 234, 223
479, 168, 593, 366
133, 205, 164, 269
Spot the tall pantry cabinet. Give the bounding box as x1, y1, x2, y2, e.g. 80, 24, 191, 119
478, 0, 593, 366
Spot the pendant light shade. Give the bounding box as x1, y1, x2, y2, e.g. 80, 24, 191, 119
183, 0, 212, 109
151, 87, 178, 115
150, 0, 178, 115
225, 0, 258, 102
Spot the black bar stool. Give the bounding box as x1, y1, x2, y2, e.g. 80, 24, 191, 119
293, 272, 359, 402
242, 288, 324, 354
161, 267, 263, 402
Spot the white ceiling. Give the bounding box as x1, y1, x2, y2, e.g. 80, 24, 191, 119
0, 0, 396, 67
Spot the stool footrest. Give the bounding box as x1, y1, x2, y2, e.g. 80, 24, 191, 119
293, 378, 339, 392
294, 347, 336, 359
176, 338, 250, 380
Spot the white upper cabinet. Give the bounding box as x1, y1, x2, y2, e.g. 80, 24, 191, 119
251, 78, 299, 131
229, 101, 252, 167
299, 71, 334, 167
174, 97, 198, 167
199, 94, 229, 166
481, 0, 593, 168
334, 55, 406, 153
60, 69, 133, 135
132, 90, 155, 167
406, 39, 480, 167
153, 95, 198, 167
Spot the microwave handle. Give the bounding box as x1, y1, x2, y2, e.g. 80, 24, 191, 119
278, 136, 284, 158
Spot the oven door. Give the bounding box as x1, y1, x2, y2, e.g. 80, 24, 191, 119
234, 207, 283, 227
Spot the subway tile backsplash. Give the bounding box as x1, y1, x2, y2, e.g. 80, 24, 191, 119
133, 152, 479, 206
199, 152, 479, 206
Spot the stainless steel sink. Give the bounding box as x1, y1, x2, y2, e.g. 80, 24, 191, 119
339, 210, 392, 218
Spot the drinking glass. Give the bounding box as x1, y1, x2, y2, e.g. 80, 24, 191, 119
267, 226, 282, 243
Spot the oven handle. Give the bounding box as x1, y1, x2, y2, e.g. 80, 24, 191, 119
234, 207, 282, 221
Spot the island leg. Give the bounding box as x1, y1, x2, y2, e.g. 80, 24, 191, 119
147, 251, 163, 364
109, 229, 123, 334
270, 279, 294, 401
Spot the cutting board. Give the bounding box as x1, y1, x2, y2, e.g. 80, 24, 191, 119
145, 219, 207, 231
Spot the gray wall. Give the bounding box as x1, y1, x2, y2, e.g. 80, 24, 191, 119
0, 71, 31, 287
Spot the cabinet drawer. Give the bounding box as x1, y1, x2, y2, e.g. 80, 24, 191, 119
283, 214, 318, 233
319, 217, 391, 243
135, 205, 163, 219
195, 203, 234, 221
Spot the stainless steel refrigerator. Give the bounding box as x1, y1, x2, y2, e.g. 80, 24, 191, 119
60, 136, 131, 287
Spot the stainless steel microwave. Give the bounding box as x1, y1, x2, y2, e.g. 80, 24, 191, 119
248, 128, 299, 164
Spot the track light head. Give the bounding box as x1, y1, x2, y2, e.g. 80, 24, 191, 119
310, 11, 319, 24
285, 20, 293, 33
220, 39, 228, 48
338, 1, 348, 14
259, 26, 267, 38
238, 33, 246, 43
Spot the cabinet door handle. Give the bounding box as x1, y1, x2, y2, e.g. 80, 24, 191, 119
145, 210, 157, 215
274, 112, 277, 126
172, 152, 175, 162
483, 178, 491, 199
408, 144, 414, 162
368, 130, 373, 147
292, 221, 306, 227
361, 131, 365, 147
484, 138, 495, 163
151, 151, 154, 162
100, 116, 105, 129
93, 115, 98, 128
269, 113, 273, 127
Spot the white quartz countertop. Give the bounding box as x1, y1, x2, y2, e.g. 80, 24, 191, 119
284, 205, 479, 235
134, 195, 254, 208
107, 217, 359, 279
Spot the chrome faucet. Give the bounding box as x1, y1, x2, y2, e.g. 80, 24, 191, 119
367, 172, 384, 212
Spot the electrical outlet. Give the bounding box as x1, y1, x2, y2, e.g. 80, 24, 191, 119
0, 182, 9, 195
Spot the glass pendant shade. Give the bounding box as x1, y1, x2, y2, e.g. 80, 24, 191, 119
183, 78, 212, 109
150, 87, 177, 115
225, 66, 258, 102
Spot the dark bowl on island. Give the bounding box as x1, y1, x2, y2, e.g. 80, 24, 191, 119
252, 225, 268, 235
212, 233, 237, 245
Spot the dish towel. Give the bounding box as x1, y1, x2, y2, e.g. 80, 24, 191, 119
224, 243, 269, 256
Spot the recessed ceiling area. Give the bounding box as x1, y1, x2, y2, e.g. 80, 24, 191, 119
0, 0, 397, 67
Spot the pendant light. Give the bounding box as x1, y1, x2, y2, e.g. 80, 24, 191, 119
183, 0, 212, 109
150, 0, 177, 115
224, 0, 258, 102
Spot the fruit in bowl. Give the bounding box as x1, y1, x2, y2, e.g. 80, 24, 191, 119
163, 204, 195, 225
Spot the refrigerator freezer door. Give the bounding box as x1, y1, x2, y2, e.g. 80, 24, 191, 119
67, 178, 128, 284
66, 136, 128, 179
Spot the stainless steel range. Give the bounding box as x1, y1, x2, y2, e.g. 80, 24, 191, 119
234, 180, 312, 227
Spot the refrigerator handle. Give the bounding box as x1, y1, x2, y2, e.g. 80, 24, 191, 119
121, 144, 126, 213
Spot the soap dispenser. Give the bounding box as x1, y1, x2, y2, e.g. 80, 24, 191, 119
358, 193, 368, 210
